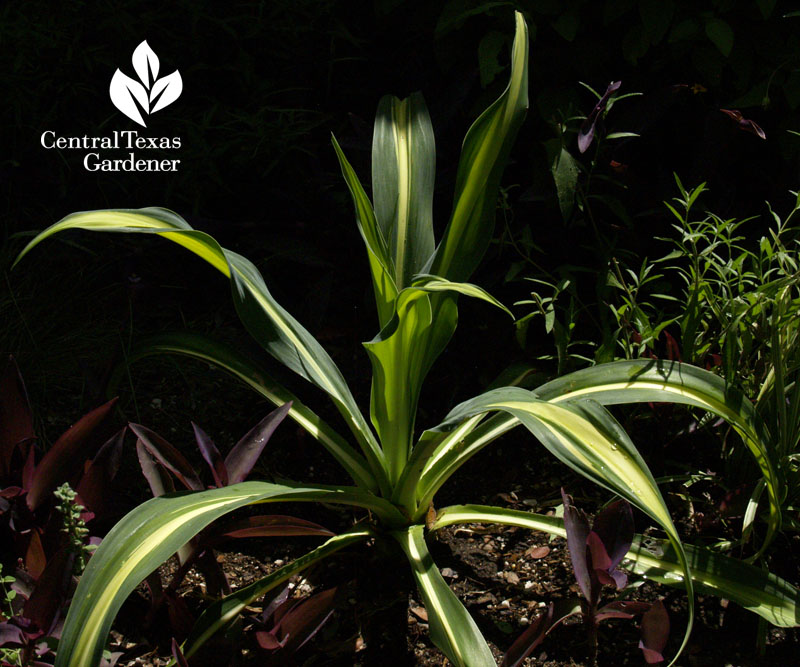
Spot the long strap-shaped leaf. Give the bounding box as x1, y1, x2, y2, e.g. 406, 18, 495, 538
398, 360, 537, 510
108, 331, 377, 491
332, 137, 398, 329
14, 208, 390, 495
407, 386, 695, 664
179, 526, 374, 661
364, 289, 458, 483
395, 413, 487, 510
54, 481, 405, 667
416, 388, 670, 525
365, 277, 507, 485
372, 92, 436, 290
393, 524, 495, 666
432, 505, 800, 629
536, 359, 782, 557
413, 412, 515, 514
429, 11, 529, 282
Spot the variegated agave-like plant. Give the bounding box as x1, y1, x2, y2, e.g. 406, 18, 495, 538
14, 12, 797, 667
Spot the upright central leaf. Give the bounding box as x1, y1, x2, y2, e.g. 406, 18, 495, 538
431, 11, 529, 282
364, 290, 458, 483
333, 13, 529, 487
372, 92, 436, 290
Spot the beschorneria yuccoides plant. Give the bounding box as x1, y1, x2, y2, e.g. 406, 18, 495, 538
14, 11, 797, 667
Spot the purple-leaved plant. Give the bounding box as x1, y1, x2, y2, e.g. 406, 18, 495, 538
503, 489, 670, 666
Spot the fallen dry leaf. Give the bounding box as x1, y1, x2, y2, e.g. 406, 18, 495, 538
527, 545, 551, 559
410, 606, 428, 622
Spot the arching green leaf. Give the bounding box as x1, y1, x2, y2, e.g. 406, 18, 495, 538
54, 481, 404, 667
14, 209, 390, 495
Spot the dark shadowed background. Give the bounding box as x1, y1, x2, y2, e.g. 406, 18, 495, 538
2, 0, 799, 443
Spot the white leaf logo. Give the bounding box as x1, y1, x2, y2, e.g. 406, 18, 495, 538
109, 40, 182, 127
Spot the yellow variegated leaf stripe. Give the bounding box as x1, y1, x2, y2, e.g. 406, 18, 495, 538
417, 414, 515, 508
372, 93, 436, 289
13, 209, 232, 276
55, 482, 405, 667
432, 505, 800, 628
332, 135, 398, 329
431, 11, 528, 282
488, 398, 672, 529
411, 274, 513, 317
15, 208, 391, 495
394, 413, 485, 509
392, 525, 495, 666
388, 97, 414, 285
114, 332, 377, 491
364, 290, 458, 484
537, 359, 781, 557
407, 387, 695, 665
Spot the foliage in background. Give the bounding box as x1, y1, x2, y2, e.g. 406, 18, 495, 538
511, 78, 643, 373
5, 0, 800, 479
515, 174, 800, 586
0, 358, 124, 666
131, 404, 344, 658
653, 182, 800, 555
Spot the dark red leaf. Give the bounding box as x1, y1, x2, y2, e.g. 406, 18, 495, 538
720, 109, 767, 140
561, 489, 592, 602
0, 621, 25, 645
23, 548, 73, 632
0, 356, 35, 480
639, 599, 670, 664
275, 588, 337, 652
599, 567, 627, 590
75, 427, 126, 519
24, 530, 46, 580
165, 590, 196, 638
596, 600, 652, 623
586, 531, 612, 571
26, 398, 119, 511
144, 570, 164, 606
21, 442, 36, 492
595, 610, 636, 621
271, 593, 294, 627
501, 603, 554, 667
136, 440, 176, 498
663, 330, 682, 362
195, 548, 230, 597
262, 585, 292, 623
578, 81, 622, 153
0, 486, 24, 501
592, 499, 634, 570
225, 403, 292, 484
255, 629, 286, 650
192, 422, 228, 487
212, 515, 334, 541
588, 530, 627, 589
130, 423, 203, 491
171, 638, 189, 667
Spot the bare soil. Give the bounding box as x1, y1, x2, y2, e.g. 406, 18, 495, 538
104, 437, 800, 667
